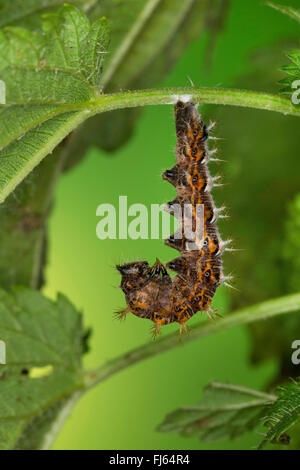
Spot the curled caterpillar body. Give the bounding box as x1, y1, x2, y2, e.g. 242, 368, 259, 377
117, 101, 227, 334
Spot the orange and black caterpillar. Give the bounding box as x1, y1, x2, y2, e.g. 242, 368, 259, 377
117, 100, 232, 335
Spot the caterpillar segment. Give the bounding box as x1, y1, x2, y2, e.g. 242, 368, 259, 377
117, 100, 228, 335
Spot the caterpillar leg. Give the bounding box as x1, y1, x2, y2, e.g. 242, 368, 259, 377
114, 308, 130, 321
178, 322, 189, 336
205, 306, 222, 320
151, 321, 161, 339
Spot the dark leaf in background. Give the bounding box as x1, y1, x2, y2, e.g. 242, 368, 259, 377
280, 50, 300, 99
0, 151, 62, 290
282, 194, 300, 294
266, 1, 300, 23
63, 0, 228, 161
206, 35, 300, 376
0, 0, 92, 28
267, 4, 300, 100
259, 379, 300, 449
158, 381, 275, 442
0, 4, 110, 202
0, 287, 87, 449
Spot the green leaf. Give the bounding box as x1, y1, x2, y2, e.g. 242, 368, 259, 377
0, 0, 93, 29
0, 287, 87, 450
266, 3, 300, 100
266, 2, 300, 23
157, 382, 275, 442
0, 148, 65, 290
12, 394, 82, 450
0, 110, 89, 203
0, 4, 110, 104
259, 380, 300, 449
0, 4, 110, 202
282, 194, 300, 292
81, 17, 110, 88
279, 50, 300, 96
98, 0, 205, 90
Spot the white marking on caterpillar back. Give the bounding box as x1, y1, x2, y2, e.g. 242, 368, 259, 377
207, 121, 216, 132
220, 274, 238, 290
218, 239, 233, 254
221, 274, 233, 282
211, 206, 227, 224
223, 281, 238, 290
204, 176, 213, 192
212, 175, 222, 184
209, 157, 226, 163
208, 148, 218, 157
219, 212, 230, 219
205, 175, 222, 192
208, 135, 224, 141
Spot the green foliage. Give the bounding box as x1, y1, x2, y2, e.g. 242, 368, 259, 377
214, 34, 300, 370
158, 382, 275, 442
96, 0, 207, 90
1, 286, 299, 449
0, 151, 64, 290
0, 1, 297, 202
0, 286, 87, 449
266, 2, 300, 23
0, 4, 109, 103
0, 0, 93, 28
282, 194, 300, 293
266, 3, 300, 99
0, 0, 299, 451
0, 3, 109, 202
159, 378, 300, 449
259, 379, 300, 449
67, 0, 211, 154
280, 50, 300, 96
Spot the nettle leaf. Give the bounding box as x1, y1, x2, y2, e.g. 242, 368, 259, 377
0, 3, 109, 203
0, 286, 87, 450
158, 382, 275, 442
266, 3, 300, 101
259, 380, 300, 449
266, 2, 300, 23
282, 193, 300, 293
0, 0, 92, 29
279, 50, 300, 97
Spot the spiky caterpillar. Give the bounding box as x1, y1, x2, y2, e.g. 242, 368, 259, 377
117, 100, 231, 335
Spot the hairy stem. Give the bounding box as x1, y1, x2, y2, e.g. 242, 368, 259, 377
1, 87, 298, 204
22, 87, 299, 119
84, 292, 300, 389
86, 87, 300, 117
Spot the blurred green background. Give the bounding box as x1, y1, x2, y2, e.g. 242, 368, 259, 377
38, 0, 299, 450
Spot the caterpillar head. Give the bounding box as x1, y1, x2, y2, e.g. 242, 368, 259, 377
116, 261, 151, 294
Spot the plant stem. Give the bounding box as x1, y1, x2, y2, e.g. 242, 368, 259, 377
85, 87, 300, 117
84, 292, 300, 389
35, 87, 300, 119
1, 87, 298, 204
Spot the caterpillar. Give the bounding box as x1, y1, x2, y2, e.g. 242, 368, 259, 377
117, 100, 232, 336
